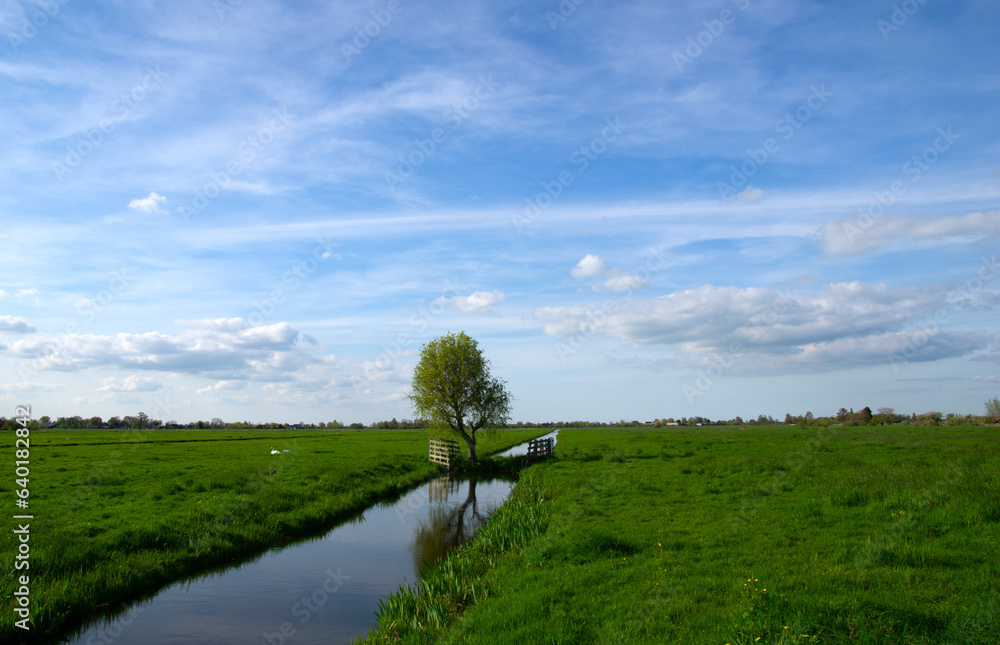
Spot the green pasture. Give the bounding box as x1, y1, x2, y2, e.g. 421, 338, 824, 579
361, 425, 1000, 644
0, 427, 545, 642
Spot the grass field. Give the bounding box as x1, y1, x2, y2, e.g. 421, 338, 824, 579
359, 425, 1000, 644
0, 427, 547, 642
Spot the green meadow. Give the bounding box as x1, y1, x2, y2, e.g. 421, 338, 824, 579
360, 425, 1000, 644
0, 427, 545, 642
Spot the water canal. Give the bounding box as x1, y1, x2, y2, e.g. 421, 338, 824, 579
60, 431, 558, 645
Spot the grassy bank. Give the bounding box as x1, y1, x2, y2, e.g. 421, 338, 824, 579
0, 427, 546, 642
359, 425, 1000, 644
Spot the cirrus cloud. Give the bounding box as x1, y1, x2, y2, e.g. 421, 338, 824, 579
822, 210, 1000, 256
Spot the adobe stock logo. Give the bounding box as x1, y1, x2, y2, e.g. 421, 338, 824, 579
6, 0, 70, 54
512, 117, 623, 232
672, 0, 752, 72
716, 85, 833, 201
51, 66, 169, 182
340, 0, 404, 60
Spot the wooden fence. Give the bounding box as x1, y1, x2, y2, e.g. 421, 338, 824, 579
429, 438, 460, 468
526, 437, 554, 462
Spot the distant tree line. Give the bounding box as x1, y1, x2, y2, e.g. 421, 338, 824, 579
0, 414, 433, 431
2, 398, 998, 431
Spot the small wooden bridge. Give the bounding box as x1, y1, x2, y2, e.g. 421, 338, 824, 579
526, 436, 554, 462
429, 438, 460, 468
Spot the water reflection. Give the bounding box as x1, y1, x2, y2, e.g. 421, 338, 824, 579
412, 476, 503, 574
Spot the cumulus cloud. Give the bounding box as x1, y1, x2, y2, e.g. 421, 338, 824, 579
571, 254, 608, 278
8, 318, 316, 379
128, 192, 167, 214
571, 254, 648, 292
535, 282, 994, 372
0, 316, 36, 334
437, 290, 505, 313
781, 330, 986, 372
822, 210, 1000, 255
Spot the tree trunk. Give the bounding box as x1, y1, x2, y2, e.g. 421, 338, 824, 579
461, 431, 477, 466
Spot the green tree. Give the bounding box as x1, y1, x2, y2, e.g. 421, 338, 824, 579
409, 331, 513, 466
985, 396, 1000, 422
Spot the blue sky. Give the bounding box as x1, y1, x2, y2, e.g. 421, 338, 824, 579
1, 0, 998, 424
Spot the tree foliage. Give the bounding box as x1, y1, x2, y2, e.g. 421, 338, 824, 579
409, 332, 512, 464
986, 396, 1000, 422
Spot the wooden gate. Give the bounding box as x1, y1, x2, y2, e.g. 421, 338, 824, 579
429, 438, 460, 468
526, 437, 553, 462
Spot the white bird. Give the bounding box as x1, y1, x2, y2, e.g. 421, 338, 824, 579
282, 449, 291, 453
270, 447, 279, 454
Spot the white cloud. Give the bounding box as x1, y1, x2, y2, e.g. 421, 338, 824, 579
8, 319, 317, 378
197, 380, 248, 395
128, 192, 167, 214
728, 186, 766, 204
97, 375, 163, 392
0, 316, 36, 334
437, 290, 506, 313
571, 254, 649, 292
599, 273, 648, 293
535, 282, 993, 372
822, 210, 1000, 255
783, 330, 986, 371
571, 254, 607, 279
359, 356, 412, 384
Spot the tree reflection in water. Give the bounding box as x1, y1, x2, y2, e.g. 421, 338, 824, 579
410, 476, 511, 575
